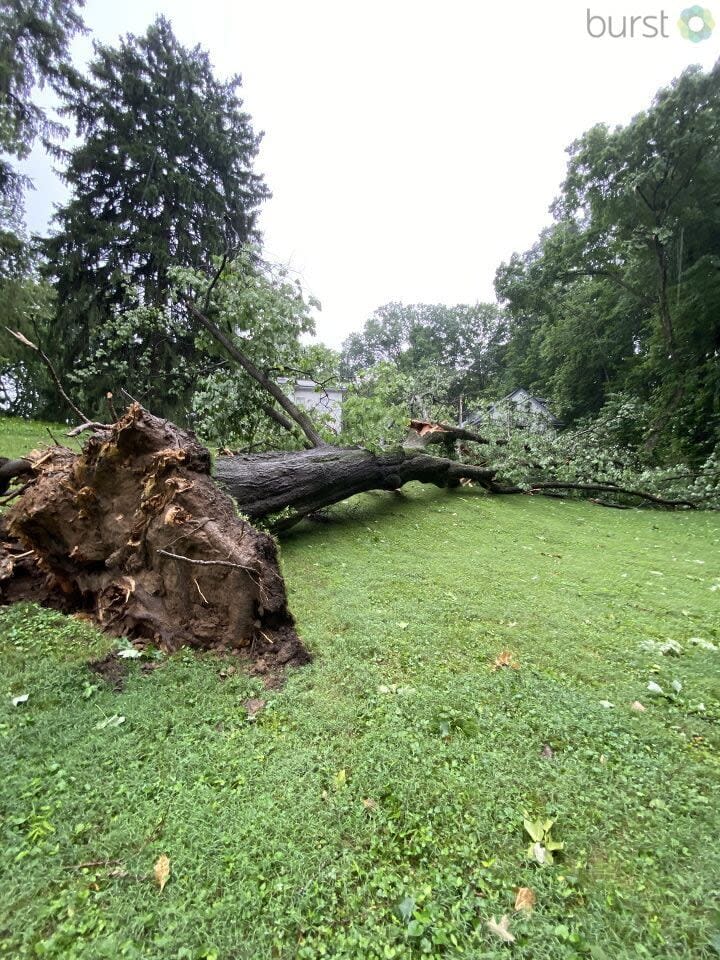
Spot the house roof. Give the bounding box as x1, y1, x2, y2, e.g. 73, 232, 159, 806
464, 388, 561, 427
494, 387, 549, 405
277, 377, 346, 394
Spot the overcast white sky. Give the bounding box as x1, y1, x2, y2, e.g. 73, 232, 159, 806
20, 0, 720, 347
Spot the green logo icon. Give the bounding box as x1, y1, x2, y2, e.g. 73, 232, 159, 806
677, 5, 715, 41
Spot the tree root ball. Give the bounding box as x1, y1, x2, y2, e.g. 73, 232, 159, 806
0, 405, 309, 672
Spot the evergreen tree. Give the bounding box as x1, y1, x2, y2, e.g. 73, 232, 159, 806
45, 16, 269, 418
0, 0, 85, 266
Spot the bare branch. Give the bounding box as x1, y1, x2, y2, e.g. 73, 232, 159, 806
6, 328, 91, 424
156, 548, 257, 573
529, 481, 695, 509
66, 421, 112, 437
203, 251, 230, 313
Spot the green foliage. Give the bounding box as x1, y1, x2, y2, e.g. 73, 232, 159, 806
495, 62, 720, 461
0, 0, 85, 227
0, 489, 719, 958
173, 249, 320, 447
340, 361, 416, 448
43, 16, 268, 419
341, 302, 507, 423
0, 268, 59, 417
468, 394, 720, 508
523, 815, 564, 866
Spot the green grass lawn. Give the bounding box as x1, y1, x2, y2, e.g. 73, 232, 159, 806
0, 416, 82, 459
1, 417, 719, 959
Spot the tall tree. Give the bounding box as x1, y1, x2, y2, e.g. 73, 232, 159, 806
0, 0, 85, 264
495, 61, 720, 459
341, 301, 507, 419
44, 16, 269, 418
0, 1, 85, 416
0, 0, 85, 200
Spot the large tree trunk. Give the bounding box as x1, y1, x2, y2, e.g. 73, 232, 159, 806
0, 405, 309, 674
215, 421, 515, 531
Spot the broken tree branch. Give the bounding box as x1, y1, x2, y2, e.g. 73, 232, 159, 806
6, 328, 91, 424
406, 420, 490, 447
529, 481, 695, 509
185, 300, 326, 449
66, 421, 113, 437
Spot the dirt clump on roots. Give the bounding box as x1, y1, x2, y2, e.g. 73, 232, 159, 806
0, 405, 310, 677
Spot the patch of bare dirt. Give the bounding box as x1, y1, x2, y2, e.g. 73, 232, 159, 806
88, 651, 128, 691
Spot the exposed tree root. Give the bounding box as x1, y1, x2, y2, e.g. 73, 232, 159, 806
0, 405, 309, 673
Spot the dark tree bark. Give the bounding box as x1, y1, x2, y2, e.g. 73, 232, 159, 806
215, 421, 513, 531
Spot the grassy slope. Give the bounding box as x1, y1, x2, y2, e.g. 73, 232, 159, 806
0, 417, 82, 459
0, 417, 719, 960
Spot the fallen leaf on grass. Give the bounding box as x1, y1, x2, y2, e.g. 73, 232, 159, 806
492, 651, 520, 671
243, 698, 266, 719
362, 798, 378, 811
154, 854, 170, 891
95, 714, 125, 729
631, 701, 646, 712
486, 914, 515, 943
532, 842, 546, 865
514, 887, 536, 913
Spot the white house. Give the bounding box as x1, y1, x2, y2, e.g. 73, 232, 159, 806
466, 388, 561, 433
280, 378, 345, 433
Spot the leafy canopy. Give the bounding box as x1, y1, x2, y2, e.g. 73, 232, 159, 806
43, 15, 269, 419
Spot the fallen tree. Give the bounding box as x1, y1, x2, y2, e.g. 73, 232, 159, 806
214, 421, 519, 531
185, 301, 698, 524
0, 308, 702, 664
